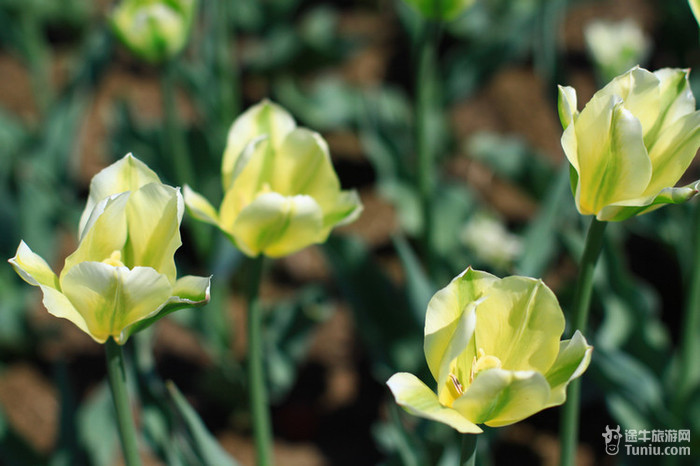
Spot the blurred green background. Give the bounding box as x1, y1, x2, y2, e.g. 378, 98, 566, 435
0, 0, 699, 464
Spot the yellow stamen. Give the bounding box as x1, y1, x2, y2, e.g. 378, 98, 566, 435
102, 250, 125, 267
469, 348, 502, 384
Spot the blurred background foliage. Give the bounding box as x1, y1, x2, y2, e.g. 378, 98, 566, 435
0, 0, 699, 464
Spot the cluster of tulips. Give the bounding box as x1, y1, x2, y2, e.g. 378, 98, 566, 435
8, 0, 700, 464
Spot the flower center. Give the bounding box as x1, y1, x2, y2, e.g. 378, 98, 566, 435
102, 250, 125, 267
469, 348, 502, 384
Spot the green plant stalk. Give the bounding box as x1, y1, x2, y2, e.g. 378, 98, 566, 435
213, 0, 239, 124
461, 434, 478, 466
560, 217, 607, 466
247, 256, 273, 466
20, 8, 52, 113
415, 20, 439, 275
162, 60, 195, 186
674, 201, 700, 418
105, 338, 142, 466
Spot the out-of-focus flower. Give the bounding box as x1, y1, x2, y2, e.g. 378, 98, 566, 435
402, 0, 475, 21
9, 154, 210, 344
584, 19, 651, 83
460, 212, 521, 269
112, 0, 197, 63
558, 66, 700, 221
184, 100, 362, 258
387, 268, 592, 433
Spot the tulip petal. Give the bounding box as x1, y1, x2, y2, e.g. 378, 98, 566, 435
543, 331, 593, 408
183, 185, 220, 226
9, 241, 59, 289
596, 67, 660, 136
63, 193, 130, 276
424, 268, 498, 382
222, 101, 296, 190
646, 68, 695, 144
574, 95, 652, 215
323, 190, 364, 229
60, 262, 172, 344
271, 129, 341, 206
124, 183, 182, 282
387, 373, 482, 434
78, 153, 161, 238
642, 110, 700, 199
599, 179, 700, 221
125, 275, 211, 339
474, 277, 564, 374
39, 285, 91, 337
452, 368, 550, 427
229, 192, 323, 257
557, 85, 578, 130
435, 302, 478, 407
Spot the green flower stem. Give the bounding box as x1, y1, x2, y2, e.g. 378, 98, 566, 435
247, 256, 273, 466
460, 434, 478, 466
415, 19, 440, 275
161, 60, 195, 186
212, 0, 238, 125
560, 217, 607, 466
105, 338, 142, 466
674, 201, 700, 418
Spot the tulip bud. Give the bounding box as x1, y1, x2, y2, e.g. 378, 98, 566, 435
184, 100, 363, 258
558, 67, 700, 221
9, 154, 211, 344
111, 0, 197, 63
387, 268, 592, 432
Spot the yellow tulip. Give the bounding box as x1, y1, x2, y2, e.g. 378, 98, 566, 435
9, 154, 210, 344
184, 100, 362, 258
111, 0, 196, 63
387, 268, 592, 433
558, 66, 700, 221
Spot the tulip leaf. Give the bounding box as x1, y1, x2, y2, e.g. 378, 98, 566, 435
165, 382, 240, 466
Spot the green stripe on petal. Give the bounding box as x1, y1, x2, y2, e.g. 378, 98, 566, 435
599, 179, 700, 221
387, 372, 482, 434
643, 110, 700, 199
544, 330, 593, 408
78, 153, 161, 238
60, 262, 172, 344
452, 368, 550, 427
230, 192, 323, 258
9, 241, 59, 289
575, 95, 652, 215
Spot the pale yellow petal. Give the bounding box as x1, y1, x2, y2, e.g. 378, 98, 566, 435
452, 369, 550, 427
8, 241, 59, 289
387, 372, 482, 434
78, 153, 161, 238
230, 192, 323, 257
